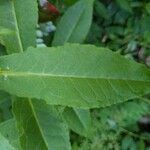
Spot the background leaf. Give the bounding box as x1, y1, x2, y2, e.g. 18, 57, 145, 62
63, 108, 91, 137
94, 0, 109, 19
52, 0, 94, 46
115, 0, 132, 13
0, 119, 21, 149
13, 98, 71, 150
0, 0, 38, 53
0, 133, 15, 150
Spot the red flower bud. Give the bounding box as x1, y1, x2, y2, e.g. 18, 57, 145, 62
39, 0, 59, 15
39, 0, 60, 22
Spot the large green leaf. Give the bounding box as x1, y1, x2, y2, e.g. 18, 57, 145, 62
52, 0, 94, 46
13, 98, 71, 150
0, 44, 150, 108
0, 0, 38, 53
63, 108, 91, 137
0, 119, 21, 149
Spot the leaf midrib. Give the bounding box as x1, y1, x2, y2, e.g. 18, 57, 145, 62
0, 71, 150, 82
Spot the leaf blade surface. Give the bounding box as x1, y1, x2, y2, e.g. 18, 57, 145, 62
0, 0, 38, 53
13, 99, 71, 150
0, 44, 150, 108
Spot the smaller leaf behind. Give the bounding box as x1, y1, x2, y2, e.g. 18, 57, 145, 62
94, 0, 109, 19
13, 98, 71, 150
52, 0, 94, 46
115, 0, 132, 13
63, 108, 91, 137
0, 119, 21, 149
0, 133, 15, 150
0, 0, 38, 53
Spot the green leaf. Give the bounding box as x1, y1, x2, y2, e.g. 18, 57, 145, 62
94, 0, 109, 19
115, 0, 132, 13
0, 92, 12, 121
52, 0, 94, 46
64, 0, 79, 6
0, 119, 21, 149
0, 0, 38, 53
63, 108, 91, 137
145, 2, 150, 14
0, 44, 150, 108
13, 98, 71, 150
0, 133, 15, 150
0, 91, 12, 122
0, 91, 9, 105
121, 136, 137, 150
